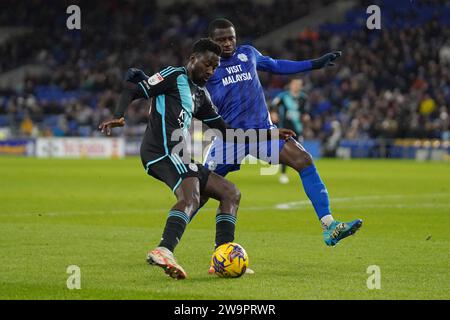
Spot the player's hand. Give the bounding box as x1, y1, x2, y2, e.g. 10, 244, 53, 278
277, 128, 296, 141
125, 68, 149, 83
98, 117, 125, 136
311, 51, 342, 69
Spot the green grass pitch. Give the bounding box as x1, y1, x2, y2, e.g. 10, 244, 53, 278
0, 157, 449, 300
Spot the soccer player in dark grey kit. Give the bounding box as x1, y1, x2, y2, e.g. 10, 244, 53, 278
99, 39, 294, 280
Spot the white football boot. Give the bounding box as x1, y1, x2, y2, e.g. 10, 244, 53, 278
147, 246, 187, 280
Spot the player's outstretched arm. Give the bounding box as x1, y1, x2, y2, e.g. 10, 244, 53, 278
203, 117, 295, 141
114, 68, 151, 118
98, 68, 152, 136
98, 81, 144, 136
196, 90, 296, 141
310, 51, 342, 69
254, 46, 342, 74
98, 117, 125, 136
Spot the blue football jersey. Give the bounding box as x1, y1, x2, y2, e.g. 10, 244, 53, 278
205, 45, 274, 129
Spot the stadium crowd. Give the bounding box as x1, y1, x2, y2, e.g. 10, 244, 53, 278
266, 19, 450, 143
0, 0, 449, 147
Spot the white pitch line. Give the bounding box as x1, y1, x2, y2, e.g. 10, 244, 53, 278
248, 193, 450, 211
4, 193, 449, 217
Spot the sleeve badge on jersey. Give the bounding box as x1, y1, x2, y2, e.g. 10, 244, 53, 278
147, 73, 164, 86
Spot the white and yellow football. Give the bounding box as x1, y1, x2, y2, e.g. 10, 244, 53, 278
210, 242, 249, 278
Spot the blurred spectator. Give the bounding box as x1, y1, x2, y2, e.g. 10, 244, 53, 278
20, 115, 34, 137
419, 95, 436, 116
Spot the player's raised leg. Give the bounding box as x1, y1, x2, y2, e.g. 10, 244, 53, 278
147, 177, 201, 279
279, 138, 362, 246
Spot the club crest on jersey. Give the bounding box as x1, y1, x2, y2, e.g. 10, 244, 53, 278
147, 73, 164, 86
207, 160, 217, 171
189, 163, 198, 172
237, 53, 248, 62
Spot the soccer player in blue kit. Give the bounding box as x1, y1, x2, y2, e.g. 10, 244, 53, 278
200, 19, 363, 251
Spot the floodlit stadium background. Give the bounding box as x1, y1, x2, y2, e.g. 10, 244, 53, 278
0, 0, 449, 300
0, 0, 448, 160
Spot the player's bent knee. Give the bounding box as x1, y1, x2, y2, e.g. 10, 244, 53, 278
224, 183, 241, 207
293, 151, 314, 171
232, 186, 241, 205
188, 195, 201, 214
304, 152, 314, 167
199, 195, 209, 208
175, 197, 200, 216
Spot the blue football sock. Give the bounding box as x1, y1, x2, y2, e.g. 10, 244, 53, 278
299, 165, 331, 220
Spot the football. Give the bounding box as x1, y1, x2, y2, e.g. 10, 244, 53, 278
210, 242, 249, 278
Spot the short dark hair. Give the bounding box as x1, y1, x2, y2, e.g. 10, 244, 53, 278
208, 18, 234, 37
192, 38, 222, 56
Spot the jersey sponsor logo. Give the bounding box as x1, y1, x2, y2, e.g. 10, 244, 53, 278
222, 63, 253, 86
147, 73, 164, 86
222, 72, 253, 86
188, 163, 198, 172
237, 53, 248, 62
177, 109, 186, 129
225, 65, 243, 74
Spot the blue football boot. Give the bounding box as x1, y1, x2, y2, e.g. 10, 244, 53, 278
323, 219, 363, 246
